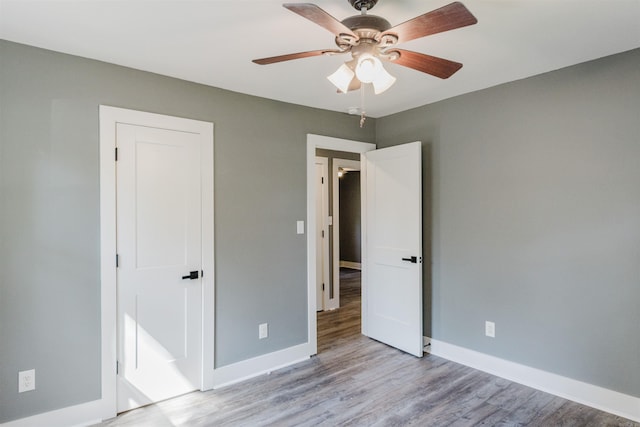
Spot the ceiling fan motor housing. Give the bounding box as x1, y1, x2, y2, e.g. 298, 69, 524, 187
348, 0, 378, 11
336, 14, 396, 49
342, 14, 391, 34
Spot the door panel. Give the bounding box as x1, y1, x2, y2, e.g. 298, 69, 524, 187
135, 140, 189, 268
116, 123, 202, 412
363, 141, 423, 357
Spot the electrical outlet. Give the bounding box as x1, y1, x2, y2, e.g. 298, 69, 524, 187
259, 323, 268, 339
18, 369, 35, 393
485, 321, 496, 338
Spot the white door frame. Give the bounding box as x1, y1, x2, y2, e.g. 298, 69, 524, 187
99, 106, 214, 419
306, 134, 375, 354
331, 159, 361, 310
315, 156, 330, 311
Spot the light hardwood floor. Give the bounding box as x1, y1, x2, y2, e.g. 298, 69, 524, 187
97, 269, 637, 426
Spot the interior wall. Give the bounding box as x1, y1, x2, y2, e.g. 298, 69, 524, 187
375, 48, 640, 398
0, 40, 375, 423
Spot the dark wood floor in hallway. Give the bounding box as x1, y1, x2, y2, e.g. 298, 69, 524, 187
98, 269, 638, 426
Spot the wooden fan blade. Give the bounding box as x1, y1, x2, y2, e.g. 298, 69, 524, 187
381, 2, 477, 43
284, 3, 357, 38
389, 49, 463, 79
253, 49, 339, 65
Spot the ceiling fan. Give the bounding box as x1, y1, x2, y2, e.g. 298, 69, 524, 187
253, 1, 478, 95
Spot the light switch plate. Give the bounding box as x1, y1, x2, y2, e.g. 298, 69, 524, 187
485, 321, 496, 338
296, 221, 304, 234
259, 323, 268, 339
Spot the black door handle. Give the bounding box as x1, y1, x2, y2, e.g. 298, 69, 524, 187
182, 270, 199, 280
401, 256, 418, 264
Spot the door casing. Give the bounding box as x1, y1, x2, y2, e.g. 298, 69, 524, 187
315, 157, 329, 311
99, 106, 214, 419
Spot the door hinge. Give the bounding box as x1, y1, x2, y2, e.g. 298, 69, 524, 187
116, 361, 119, 375
116, 254, 119, 268
201, 270, 204, 278
115, 147, 118, 161
321, 177, 324, 184
322, 230, 324, 238
322, 283, 325, 291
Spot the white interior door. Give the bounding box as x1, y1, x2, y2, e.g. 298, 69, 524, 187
116, 123, 203, 412
315, 158, 329, 311
362, 141, 423, 357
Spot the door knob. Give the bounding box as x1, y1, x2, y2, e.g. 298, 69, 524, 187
182, 270, 199, 280
401, 256, 418, 264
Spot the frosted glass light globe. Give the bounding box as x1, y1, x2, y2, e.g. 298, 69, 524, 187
355, 55, 378, 83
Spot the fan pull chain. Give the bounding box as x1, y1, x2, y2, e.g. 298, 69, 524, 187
359, 85, 367, 128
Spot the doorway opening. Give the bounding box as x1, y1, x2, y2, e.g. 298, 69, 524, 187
307, 135, 424, 359
315, 152, 361, 313
316, 155, 362, 350
332, 158, 362, 304
305, 135, 375, 356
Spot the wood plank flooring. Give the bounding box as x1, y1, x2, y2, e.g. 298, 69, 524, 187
97, 268, 638, 426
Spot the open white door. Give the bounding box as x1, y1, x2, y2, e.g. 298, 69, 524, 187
362, 141, 423, 357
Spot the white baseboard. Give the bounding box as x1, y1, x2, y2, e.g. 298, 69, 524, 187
0, 398, 107, 427
430, 339, 640, 423
2, 343, 313, 427
212, 343, 311, 388
339, 261, 361, 270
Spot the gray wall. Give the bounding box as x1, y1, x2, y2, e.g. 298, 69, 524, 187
376, 48, 640, 398
339, 171, 361, 263
0, 40, 375, 423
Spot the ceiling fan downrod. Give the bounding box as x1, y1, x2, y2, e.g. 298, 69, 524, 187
348, 0, 378, 11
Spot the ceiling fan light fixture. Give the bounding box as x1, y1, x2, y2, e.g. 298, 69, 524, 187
354, 53, 395, 94
354, 53, 379, 83
371, 65, 396, 94
327, 63, 355, 93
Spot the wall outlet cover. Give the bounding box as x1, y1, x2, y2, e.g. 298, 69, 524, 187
18, 369, 35, 393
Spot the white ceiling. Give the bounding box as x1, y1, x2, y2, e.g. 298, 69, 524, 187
1, 0, 639, 117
